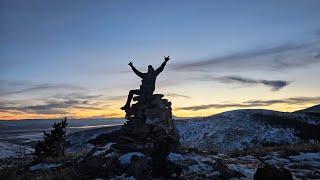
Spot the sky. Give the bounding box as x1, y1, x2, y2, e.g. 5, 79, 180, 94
1, 0, 320, 120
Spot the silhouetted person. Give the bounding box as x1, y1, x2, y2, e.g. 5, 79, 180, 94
121, 56, 170, 110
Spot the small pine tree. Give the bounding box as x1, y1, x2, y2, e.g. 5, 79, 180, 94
35, 117, 68, 158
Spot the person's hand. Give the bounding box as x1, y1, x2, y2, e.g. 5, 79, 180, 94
164, 56, 170, 62
128, 61, 133, 66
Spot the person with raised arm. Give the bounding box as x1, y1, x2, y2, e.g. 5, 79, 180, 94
121, 56, 170, 110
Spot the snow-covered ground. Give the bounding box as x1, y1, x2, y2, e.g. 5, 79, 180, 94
0, 142, 33, 159
29, 163, 62, 171
168, 151, 320, 179
177, 109, 319, 152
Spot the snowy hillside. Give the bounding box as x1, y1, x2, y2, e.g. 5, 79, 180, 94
177, 109, 320, 152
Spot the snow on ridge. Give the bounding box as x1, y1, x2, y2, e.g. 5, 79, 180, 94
118, 152, 145, 165
176, 109, 303, 152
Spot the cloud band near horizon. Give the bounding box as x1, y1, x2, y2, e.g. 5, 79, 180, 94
176, 96, 320, 111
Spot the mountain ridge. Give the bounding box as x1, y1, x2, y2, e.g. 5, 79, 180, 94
294, 104, 320, 114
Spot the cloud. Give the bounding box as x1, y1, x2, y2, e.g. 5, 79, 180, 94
165, 93, 190, 99
0, 80, 87, 96
246, 96, 320, 106
204, 75, 290, 91
176, 96, 320, 111
172, 39, 320, 72
88, 112, 122, 119
0, 80, 107, 117
107, 93, 190, 101
176, 103, 256, 111
0, 93, 107, 115
107, 95, 127, 101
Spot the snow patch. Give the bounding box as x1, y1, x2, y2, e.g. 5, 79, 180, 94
0, 142, 33, 159
118, 152, 144, 164
289, 152, 320, 162
168, 153, 186, 161
93, 143, 115, 156
29, 163, 62, 171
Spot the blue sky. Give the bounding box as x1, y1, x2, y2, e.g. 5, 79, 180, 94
1, 0, 320, 119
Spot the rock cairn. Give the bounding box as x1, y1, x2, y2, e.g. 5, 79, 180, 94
88, 57, 182, 178
111, 93, 180, 155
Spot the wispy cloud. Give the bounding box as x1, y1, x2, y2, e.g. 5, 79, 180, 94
176, 103, 255, 111
107, 95, 127, 101
172, 39, 320, 72
202, 75, 290, 91
165, 93, 190, 99
0, 80, 87, 96
246, 96, 320, 106
176, 96, 320, 111
107, 93, 190, 101
0, 93, 107, 115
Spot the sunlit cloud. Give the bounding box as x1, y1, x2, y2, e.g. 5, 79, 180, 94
165, 93, 190, 99
0, 99, 107, 115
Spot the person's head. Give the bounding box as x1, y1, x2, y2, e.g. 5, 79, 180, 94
148, 65, 154, 74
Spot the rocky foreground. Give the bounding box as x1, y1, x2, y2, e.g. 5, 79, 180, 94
1, 142, 320, 179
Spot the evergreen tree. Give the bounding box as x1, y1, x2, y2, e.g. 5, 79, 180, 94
35, 117, 68, 158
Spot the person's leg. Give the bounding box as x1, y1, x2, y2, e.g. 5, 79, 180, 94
121, 89, 140, 109
145, 86, 155, 100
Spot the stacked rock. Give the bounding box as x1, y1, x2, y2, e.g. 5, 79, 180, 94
111, 93, 180, 155
103, 57, 182, 178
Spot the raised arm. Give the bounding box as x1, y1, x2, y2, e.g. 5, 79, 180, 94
129, 62, 144, 78
155, 56, 170, 76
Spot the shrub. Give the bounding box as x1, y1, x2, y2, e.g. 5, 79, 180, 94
35, 117, 68, 158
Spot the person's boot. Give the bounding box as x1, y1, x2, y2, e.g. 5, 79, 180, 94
121, 104, 130, 110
